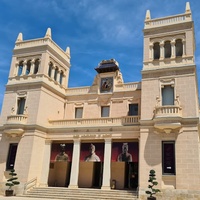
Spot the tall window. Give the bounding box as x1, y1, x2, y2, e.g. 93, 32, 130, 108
153, 42, 160, 60
129, 104, 138, 116
60, 71, 63, 85
34, 59, 39, 74
164, 41, 171, 58
162, 85, 174, 106
6, 144, 18, 170
48, 62, 53, 77
54, 67, 58, 81
18, 61, 23, 76
162, 141, 175, 175
75, 107, 83, 118
17, 97, 26, 114
26, 60, 31, 75
101, 106, 110, 117
175, 39, 183, 57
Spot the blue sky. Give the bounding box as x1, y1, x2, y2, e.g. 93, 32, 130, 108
0, 0, 200, 111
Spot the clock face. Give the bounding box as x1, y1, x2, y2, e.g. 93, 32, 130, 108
100, 77, 113, 93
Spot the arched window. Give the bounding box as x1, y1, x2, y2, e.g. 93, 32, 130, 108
48, 62, 53, 77
18, 61, 23, 76
26, 60, 31, 75
34, 59, 39, 74
59, 71, 63, 85
153, 42, 160, 60
175, 39, 183, 57
54, 67, 58, 81
164, 41, 171, 58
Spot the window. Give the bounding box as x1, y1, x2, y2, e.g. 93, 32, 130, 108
48, 62, 53, 77
26, 60, 31, 75
162, 141, 175, 175
153, 42, 160, 60
60, 71, 63, 84
101, 106, 110, 117
6, 144, 18, 170
17, 97, 26, 114
34, 59, 39, 74
162, 85, 174, 106
175, 39, 183, 57
18, 61, 23, 76
164, 41, 171, 58
129, 104, 138, 116
75, 107, 83, 118
54, 67, 58, 81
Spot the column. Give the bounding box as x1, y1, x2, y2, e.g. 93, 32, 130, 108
56, 70, 61, 83
14, 62, 19, 76
149, 45, 153, 60
51, 65, 56, 79
39, 140, 51, 186
160, 42, 164, 59
171, 40, 175, 58
101, 138, 112, 190
22, 61, 27, 75
68, 139, 80, 189
30, 59, 35, 75
182, 40, 186, 56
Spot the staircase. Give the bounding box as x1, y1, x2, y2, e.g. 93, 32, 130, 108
22, 187, 138, 200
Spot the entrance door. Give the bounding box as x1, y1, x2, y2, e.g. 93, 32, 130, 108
92, 162, 103, 188
124, 162, 138, 189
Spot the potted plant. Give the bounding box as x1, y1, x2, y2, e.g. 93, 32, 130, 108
145, 169, 160, 200
5, 169, 20, 196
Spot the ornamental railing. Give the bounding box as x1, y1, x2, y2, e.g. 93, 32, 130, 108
154, 105, 182, 118
6, 115, 28, 124
49, 116, 140, 127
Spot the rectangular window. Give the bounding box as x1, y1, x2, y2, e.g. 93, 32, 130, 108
162, 141, 175, 175
162, 85, 174, 105
129, 104, 138, 116
17, 97, 26, 114
101, 106, 110, 117
75, 107, 83, 118
6, 144, 18, 170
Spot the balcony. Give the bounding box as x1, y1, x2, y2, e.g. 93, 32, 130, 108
4, 115, 28, 137
48, 116, 140, 127
6, 115, 28, 124
154, 105, 182, 133
154, 105, 182, 118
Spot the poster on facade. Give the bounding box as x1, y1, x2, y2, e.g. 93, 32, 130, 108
111, 142, 138, 162
50, 143, 73, 162
80, 143, 104, 162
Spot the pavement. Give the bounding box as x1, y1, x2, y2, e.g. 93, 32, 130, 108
0, 196, 58, 200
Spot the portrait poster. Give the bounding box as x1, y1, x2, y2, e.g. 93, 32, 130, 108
111, 142, 138, 162
50, 143, 73, 162
80, 143, 104, 162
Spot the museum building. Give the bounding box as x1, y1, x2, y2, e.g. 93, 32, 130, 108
0, 2, 200, 199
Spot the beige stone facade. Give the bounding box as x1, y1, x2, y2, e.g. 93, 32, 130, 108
0, 2, 200, 199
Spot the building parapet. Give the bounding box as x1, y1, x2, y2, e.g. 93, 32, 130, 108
145, 12, 192, 29
48, 116, 140, 127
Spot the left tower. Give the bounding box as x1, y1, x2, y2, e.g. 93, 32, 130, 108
0, 28, 70, 192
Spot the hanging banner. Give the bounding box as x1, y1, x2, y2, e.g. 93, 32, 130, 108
50, 143, 73, 162
112, 142, 138, 162
80, 143, 104, 162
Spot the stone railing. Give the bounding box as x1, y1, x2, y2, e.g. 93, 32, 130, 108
145, 13, 191, 28
6, 115, 28, 124
66, 87, 91, 95
49, 116, 140, 127
154, 105, 182, 118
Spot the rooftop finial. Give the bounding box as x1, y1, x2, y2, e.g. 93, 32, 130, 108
45, 28, 52, 38
185, 2, 191, 13
16, 32, 23, 42
145, 10, 151, 20
66, 46, 70, 55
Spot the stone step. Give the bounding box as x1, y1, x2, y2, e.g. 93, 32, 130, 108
22, 187, 138, 200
